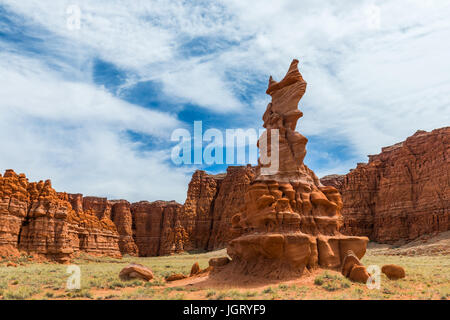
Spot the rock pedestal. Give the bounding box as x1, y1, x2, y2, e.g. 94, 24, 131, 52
226, 60, 368, 278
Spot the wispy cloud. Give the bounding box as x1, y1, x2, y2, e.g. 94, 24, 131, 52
0, 49, 190, 202
0, 0, 449, 202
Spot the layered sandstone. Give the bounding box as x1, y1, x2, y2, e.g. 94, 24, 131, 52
321, 127, 450, 243
0, 170, 121, 262
208, 165, 256, 250
180, 170, 223, 251
221, 60, 368, 279
131, 200, 184, 256
0, 165, 257, 260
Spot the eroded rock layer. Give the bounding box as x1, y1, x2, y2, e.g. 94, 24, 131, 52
321, 127, 450, 243
223, 60, 368, 279
0, 165, 259, 260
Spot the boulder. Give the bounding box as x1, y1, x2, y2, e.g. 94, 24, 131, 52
119, 263, 154, 281
321, 127, 450, 244
382, 264, 406, 280
348, 265, 370, 283
217, 60, 368, 280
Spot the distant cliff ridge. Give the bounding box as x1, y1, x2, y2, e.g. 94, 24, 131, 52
321, 127, 450, 244
0, 165, 255, 260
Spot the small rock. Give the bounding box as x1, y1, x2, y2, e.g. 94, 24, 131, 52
6, 262, 17, 267
208, 257, 230, 267
166, 273, 187, 282
190, 262, 201, 276
382, 264, 405, 280
119, 263, 154, 281
348, 265, 370, 283
341, 250, 362, 278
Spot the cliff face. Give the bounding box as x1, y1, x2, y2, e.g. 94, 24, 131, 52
180, 170, 223, 251
208, 166, 256, 250
321, 127, 450, 244
2, 127, 447, 260
0, 165, 255, 260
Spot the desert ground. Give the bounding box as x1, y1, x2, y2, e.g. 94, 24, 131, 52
0, 232, 448, 300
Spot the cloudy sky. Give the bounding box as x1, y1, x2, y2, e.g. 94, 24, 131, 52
1, 0, 449, 203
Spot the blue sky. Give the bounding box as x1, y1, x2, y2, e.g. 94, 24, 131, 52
0, 0, 449, 203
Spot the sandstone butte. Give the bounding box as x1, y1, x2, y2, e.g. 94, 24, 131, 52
321, 126, 450, 244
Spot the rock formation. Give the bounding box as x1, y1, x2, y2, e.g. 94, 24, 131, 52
3, 104, 445, 262
341, 250, 370, 283
381, 264, 406, 280
179, 166, 256, 252
119, 263, 154, 281
0, 165, 256, 261
321, 127, 450, 244
0, 170, 121, 262
131, 200, 185, 256
222, 60, 368, 279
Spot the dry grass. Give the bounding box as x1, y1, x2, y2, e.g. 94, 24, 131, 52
0, 246, 448, 300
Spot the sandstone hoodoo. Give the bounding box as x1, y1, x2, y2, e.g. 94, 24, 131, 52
221, 60, 368, 279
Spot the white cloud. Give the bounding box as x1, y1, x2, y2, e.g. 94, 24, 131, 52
0, 51, 191, 202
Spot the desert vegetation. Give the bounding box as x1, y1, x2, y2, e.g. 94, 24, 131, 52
0, 245, 448, 300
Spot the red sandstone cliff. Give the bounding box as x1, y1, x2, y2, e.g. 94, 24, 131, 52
0, 165, 255, 260
321, 127, 450, 244
0, 170, 121, 262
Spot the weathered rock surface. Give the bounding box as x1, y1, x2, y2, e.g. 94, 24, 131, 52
0, 166, 256, 260
65, 195, 137, 257
110, 200, 139, 256
321, 127, 450, 244
348, 265, 370, 283
190, 262, 201, 276
131, 200, 185, 256
165, 273, 187, 282
180, 170, 222, 251
341, 250, 362, 278
340, 250, 370, 283
222, 60, 368, 279
119, 263, 154, 281
208, 166, 256, 250
0, 170, 121, 262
